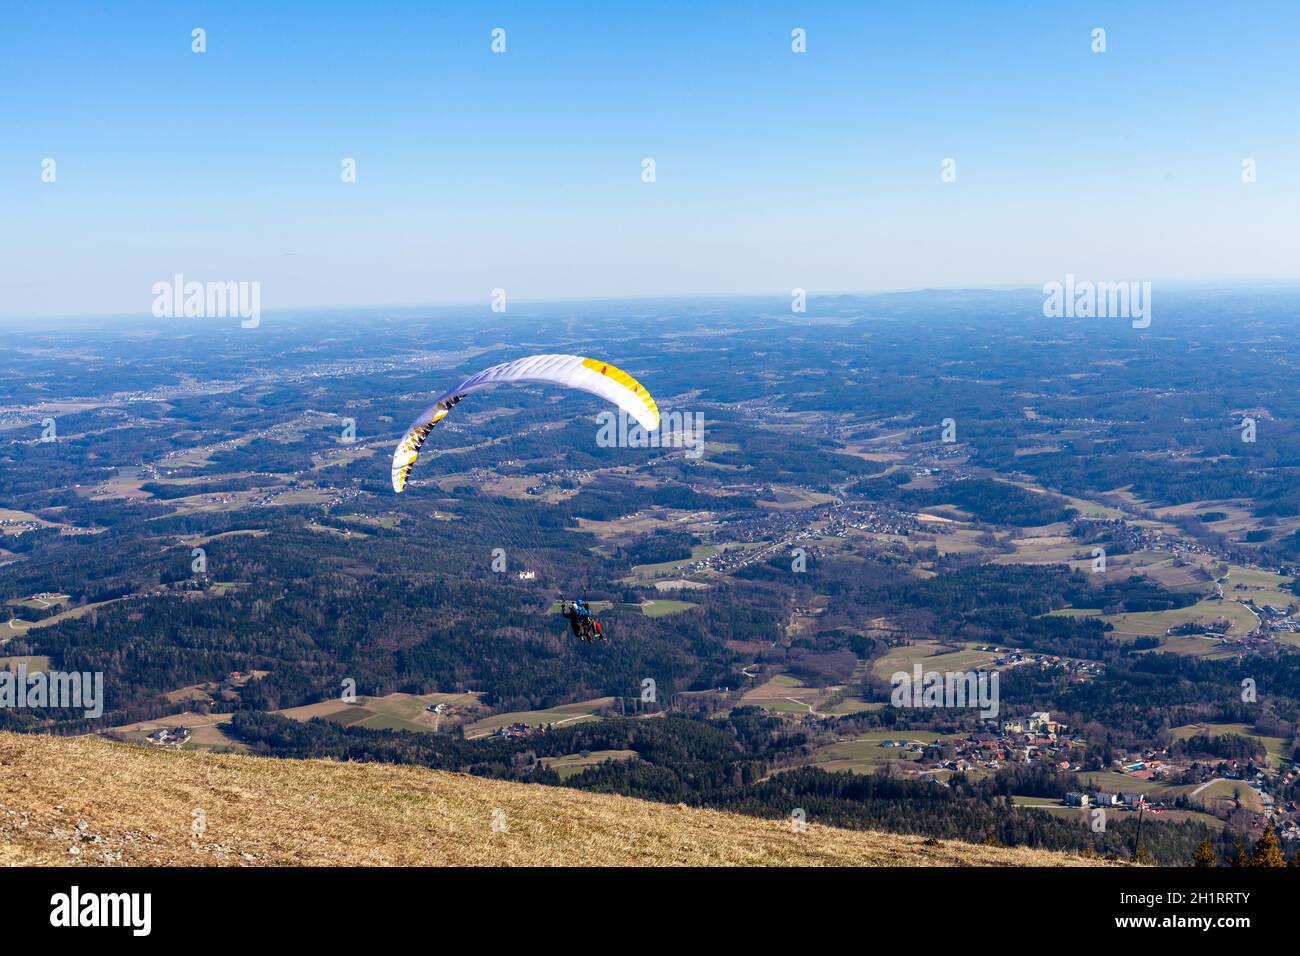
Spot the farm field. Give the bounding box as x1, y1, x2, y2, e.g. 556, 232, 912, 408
5, 593, 69, 611
1167, 779, 1264, 815
105, 711, 245, 752
1146, 636, 1236, 658
3, 598, 122, 638
651, 578, 711, 592
546, 599, 697, 618
306, 522, 367, 538
912, 527, 986, 557
0, 655, 51, 672
278, 691, 487, 734
1155, 500, 1300, 547
178, 529, 269, 547
1171, 722, 1291, 769
627, 544, 722, 580
869, 641, 1001, 681
574, 510, 701, 541
1046, 607, 1103, 618
994, 537, 1080, 565
1123, 552, 1216, 591
336, 513, 402, 530
641, 599, 698, 617
806, 729, 946, 774
622, 542, 769, 584
0, 507, 62, 531
755, 486, 837, 510
1220, 565, 1297, 609
738, 673, 870, 717
539, 749, 638, 780
1075, 771, 1163, 794
1008, 796, 1221, 829
1074, 770, 1263, 815
461, 697, 615, 738
1011, 795, 1068, 808
1100, 597, 1259, 639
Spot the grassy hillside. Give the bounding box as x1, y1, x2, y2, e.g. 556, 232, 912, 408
0, 731, 1111, 867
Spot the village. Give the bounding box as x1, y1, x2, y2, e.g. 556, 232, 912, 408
882, 710, 1300, 841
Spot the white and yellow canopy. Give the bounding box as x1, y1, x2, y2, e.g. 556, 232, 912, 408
392, 354, 659, 493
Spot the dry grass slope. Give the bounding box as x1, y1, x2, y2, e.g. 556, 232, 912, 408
0, 732, 1111, 867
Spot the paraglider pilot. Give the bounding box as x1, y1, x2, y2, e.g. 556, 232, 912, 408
560, 598, 605, 642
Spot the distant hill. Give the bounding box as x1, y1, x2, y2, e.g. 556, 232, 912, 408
0, 731, 1112, 867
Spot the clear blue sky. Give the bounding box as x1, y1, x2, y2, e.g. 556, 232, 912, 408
2, 1, 1297, 319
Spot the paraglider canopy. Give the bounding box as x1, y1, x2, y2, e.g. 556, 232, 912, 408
391, 354, 659, 493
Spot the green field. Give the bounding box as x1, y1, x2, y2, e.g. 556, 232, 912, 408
462, 697, 615, 738
546, 599, 697, 618
870, 641, 1000, 680
629, 545, 722, 579
547, 600, 613, 615
1171, 722, 1291, 768
4, 594, 69, 611
1011, 795, 1067, 808
340, 691, 487, 733
1101, 597, 1259, 639
274, 691, 487, 734
0, 655, 51, 672
338, 513, 401, 530
822, 697, 884, 716
3, 598, 121, 637
1074, 770, 1159, 793
306, 522, 368, 538
739, 672, 874, 717
640, 599, 698, 617
742, 674, 818, 713
1176, 778, 1260, 811
539, 749, 637, 780
756, 487, 837, 510
806, 730, 945, 774
626, 542, 765, 581
1220, 565, 1297, 608
1046, 607, 1102, 618
1075, 769, 1264, 815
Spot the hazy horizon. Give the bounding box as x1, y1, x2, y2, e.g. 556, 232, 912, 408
4, 1, 1299, 321
6, 278, 1300, 329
